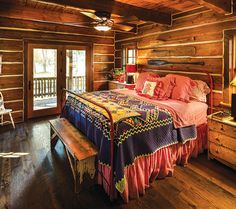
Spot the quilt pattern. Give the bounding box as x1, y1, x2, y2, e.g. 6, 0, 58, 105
62, 91, 197, 193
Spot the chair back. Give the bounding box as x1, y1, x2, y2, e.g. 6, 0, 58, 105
0, 92, 5, 110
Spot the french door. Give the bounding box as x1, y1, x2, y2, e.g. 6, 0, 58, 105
27, 43, 91, 119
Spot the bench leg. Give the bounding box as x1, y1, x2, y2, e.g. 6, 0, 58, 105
74, 159, 79, 193
50, 127, 59, 150
64, 148, 79, 193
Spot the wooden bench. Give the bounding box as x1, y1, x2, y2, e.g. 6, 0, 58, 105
49, 118, 98, 193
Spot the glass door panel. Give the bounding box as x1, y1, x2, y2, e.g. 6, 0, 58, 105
33, 48, 58, 110
66, 49, 86, 92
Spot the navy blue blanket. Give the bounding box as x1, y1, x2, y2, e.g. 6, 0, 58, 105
61, 91, 197, 193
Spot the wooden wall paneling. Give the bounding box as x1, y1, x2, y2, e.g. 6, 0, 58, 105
92, 41, 114, 91
93, 44, 114, 54
0, 89, 23, 101
0, 39, 23, 51
0, 75, 23, 89
172, 10, 232, 30
1, 51, 23, 62
0, 64, 23, 75
4, 100, 24, 111
93, 81, 108, 91
0, 16, 114, 122
114, 8, 236, 110
138, 42, 222, 57
93, 63, 114, 72
137, 32, 223, 49
138, 58, 222, 74
94, 55, 114, 63
137, 14, 236, 39
94, 72, 109, 81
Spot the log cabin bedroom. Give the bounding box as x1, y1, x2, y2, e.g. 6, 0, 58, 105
0, 0, 236, 208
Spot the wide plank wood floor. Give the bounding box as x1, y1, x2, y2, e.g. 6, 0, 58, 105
0, 117, 236, 209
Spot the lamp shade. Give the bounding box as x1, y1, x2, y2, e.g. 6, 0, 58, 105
230, 76, 236, 87
126, 64, 137, 73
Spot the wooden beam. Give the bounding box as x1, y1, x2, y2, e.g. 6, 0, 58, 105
190, 0, 231, 14
32, 0, 172, 25
0, 3, 91, 25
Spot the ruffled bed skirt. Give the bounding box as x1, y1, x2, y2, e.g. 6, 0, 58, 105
97, 123, 208, 202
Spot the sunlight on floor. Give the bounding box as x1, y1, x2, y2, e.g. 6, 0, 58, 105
0, 152, 29, 158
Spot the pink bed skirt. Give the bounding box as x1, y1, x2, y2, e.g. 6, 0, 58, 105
98, 123, 208, 202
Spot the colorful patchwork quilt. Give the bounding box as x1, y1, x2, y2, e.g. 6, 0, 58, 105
61, 90, 197, 193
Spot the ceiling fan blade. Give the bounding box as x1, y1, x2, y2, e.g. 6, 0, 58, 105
63, 22, 92, 27
113, 16, 138, 24
80, 11, 100, 20
63, 21, 91, 24
113, 23, 134, 32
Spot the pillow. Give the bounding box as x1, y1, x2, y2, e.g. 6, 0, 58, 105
166, 74, 196, 102
135, 72, 159, 93
191, 80, 210, 102
142, 81, 157, 97
146, 76, 176, 100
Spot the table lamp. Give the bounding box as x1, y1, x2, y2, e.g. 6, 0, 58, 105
126, 64, 137, 84
230, 76, 236, 120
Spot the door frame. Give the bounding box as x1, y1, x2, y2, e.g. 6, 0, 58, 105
63, 45, 93, 92
25, 40, 93, 119
27, 43, 62, 118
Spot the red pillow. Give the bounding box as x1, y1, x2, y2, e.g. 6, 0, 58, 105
135, 72, 159, 93
166, 74, 196, 102
147, 76, 176, 100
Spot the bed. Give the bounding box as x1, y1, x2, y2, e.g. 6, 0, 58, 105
61, 71, 213, 202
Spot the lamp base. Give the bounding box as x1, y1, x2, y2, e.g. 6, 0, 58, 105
231, 94, 236, 120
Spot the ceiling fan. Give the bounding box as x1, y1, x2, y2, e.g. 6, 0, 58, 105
66, 11, 136, 32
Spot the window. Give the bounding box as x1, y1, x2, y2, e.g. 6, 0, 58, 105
122, 45, 136, 71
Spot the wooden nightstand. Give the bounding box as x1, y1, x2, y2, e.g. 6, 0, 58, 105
208, 113, 236, 170
108, 80, 135, 90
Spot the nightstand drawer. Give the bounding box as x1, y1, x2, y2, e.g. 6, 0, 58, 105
209, 142, 236, 166
208, 130, 236, 151
208, 120, 236, 138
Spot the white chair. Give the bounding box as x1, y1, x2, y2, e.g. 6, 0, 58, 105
0, 92, 15, 129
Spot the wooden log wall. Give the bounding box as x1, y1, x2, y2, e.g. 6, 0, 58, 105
115, 8, 236, 111
0, 17, 114, 123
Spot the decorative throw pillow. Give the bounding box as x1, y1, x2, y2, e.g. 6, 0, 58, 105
191, 80, 210, 102
146, 76, 176, 100
135, 72, 159, 93
142, 81, 157, 97
166, 74, 196, 102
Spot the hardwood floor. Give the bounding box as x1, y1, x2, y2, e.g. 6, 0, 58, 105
0, 117, 236, 209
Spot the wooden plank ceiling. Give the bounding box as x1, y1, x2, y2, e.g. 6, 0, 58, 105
0, 0, 232, 31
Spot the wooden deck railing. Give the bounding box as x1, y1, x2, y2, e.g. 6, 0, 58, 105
33, 76, 86, 98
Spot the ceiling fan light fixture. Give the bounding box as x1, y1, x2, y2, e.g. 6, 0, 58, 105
94, 24, 111, 31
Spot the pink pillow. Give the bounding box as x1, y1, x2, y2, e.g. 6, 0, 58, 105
135, 72, 159, 93
166, 74, 196, 102
191, 80, 210, 102
146, 76, 176, 100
